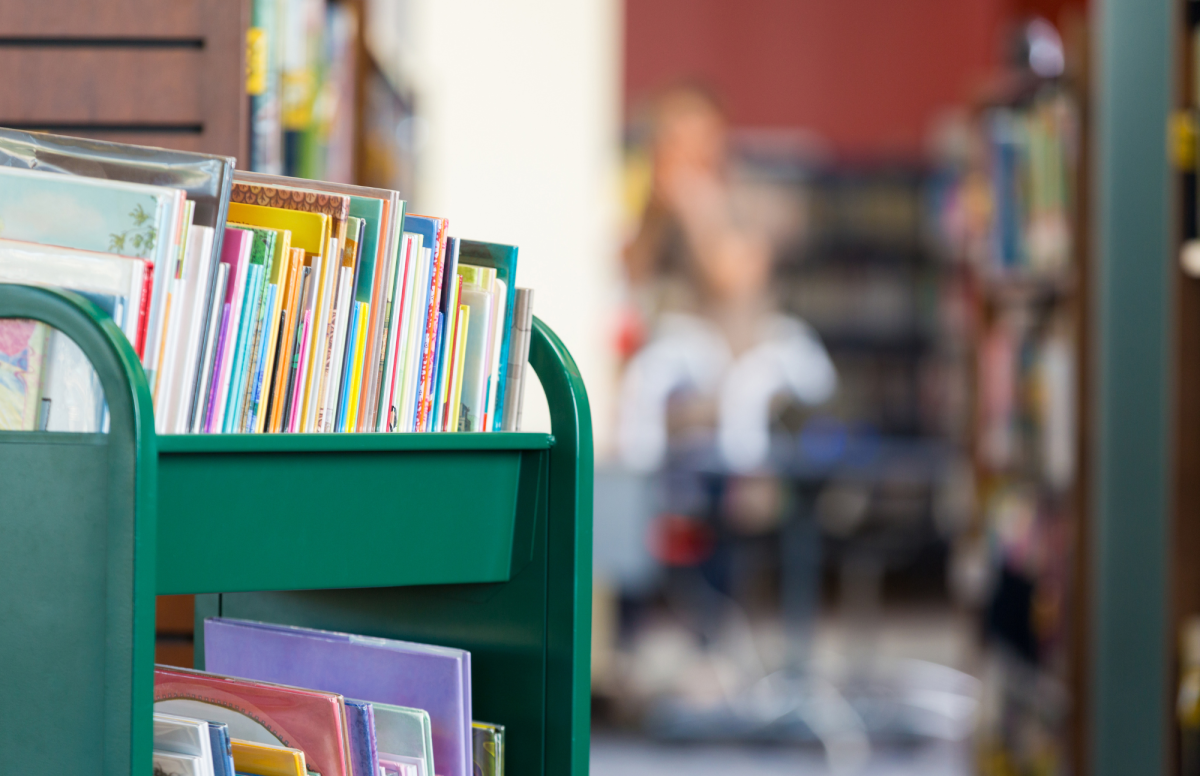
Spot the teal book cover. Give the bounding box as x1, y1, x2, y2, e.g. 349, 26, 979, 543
349, 196, 384, 304
224, 262, 264, 432
458, 240, 518, 431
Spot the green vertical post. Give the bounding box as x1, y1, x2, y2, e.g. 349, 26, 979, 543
1094, 0, 1174, 771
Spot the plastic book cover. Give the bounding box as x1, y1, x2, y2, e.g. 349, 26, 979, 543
448, 304, 470, 432
457, 280, 494, 433
192, 263, 229, 432
0, 129, 235, 375
267, 249, 305, 432
457, 241, 518, 431
344, 699, 381, 776
0, 238, 147, 356
370, 701, 434, 776
205, 720, 237, 776
471, 722, 504, 776
154, 713, 215, 776
154, 665, 353, 776
379, 233, 418, 432
404, 215, 449, 432
379, 757, 422, 776
230, 738, 307, 776
204, 618, 472, 776
0, 166, 183, 375
0, 318, 48, 431
164, 225, 216, 434
153, 750, 205, 776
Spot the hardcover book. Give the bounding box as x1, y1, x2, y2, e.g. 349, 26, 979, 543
154, 665, 353, 776
204, 617, 472, 776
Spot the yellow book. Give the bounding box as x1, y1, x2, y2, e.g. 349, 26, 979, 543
344, 300, 369, 430
448, 304, 470, 432
230, 739, 307, 776
227, 202, 332, 432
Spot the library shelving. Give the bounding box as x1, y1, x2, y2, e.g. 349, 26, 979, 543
0, 282, 594, 776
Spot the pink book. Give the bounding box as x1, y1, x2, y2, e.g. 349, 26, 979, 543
206, 228, 252, 432
154, 666, 353, 776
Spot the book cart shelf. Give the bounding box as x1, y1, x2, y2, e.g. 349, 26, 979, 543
0, 283, 594, 776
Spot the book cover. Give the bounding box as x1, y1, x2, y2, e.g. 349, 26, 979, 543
206, 720, 237, 776
0, 319, 48, 431
432, 238, 462, 431
192, 262, 229, 432
0, 166, 183, 381
223, 225, 277, 432
404, 215, 448, 432
267, 249, 305, 432
457, 241, 519, 431
472, 722, 504, 776
0, 129, 235, 398
153, 750, 205, 776
379, 234, 417, 431
457, 279, 494, 433
153, 713, 215, 776
206, 228, 253, 433
448, 304, 470, 432
230, 739, 307, 776
204, 618, 472, 776
501, 289, 534, 432
154, 665, 353, 776
370, 701, 435, 776
344, 699, 381, 776
165, 225, 216, 433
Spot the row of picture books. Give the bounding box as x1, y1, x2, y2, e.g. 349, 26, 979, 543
0, 128, 534, 435
154, 618, 499, 776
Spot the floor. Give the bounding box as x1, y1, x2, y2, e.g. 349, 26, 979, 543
590, 733, 971, 776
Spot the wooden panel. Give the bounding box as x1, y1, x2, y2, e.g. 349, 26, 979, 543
0, 49, 203, 124
0, 0, 205, 38
57, 131, 210, 153
156, 595, 195, 635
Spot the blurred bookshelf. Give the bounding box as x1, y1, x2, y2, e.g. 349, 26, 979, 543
923, 15, 1092, 775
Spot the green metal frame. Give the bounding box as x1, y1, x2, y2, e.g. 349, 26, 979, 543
0, 284, 593, 776
1094, 0, 1174, 770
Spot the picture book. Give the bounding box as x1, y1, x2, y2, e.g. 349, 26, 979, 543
153, 750, 205, 776
344, 699, 381, 776
456, 240, 519, 431
204, 617, 472, 776
206, 720, 237, 776
0, 318, 47, 431
502, 288, 534, 432
472, 722, 504, 776
229, 739, 307, 776
153, 713, 215, 776
154, 665, 353, 776
370, 701, 435, 776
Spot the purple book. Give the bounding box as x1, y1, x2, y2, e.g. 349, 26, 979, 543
204, 617, 472, 776
345, 699, 381, 776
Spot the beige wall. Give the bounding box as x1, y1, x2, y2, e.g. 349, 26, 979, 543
403, 0, 622, 452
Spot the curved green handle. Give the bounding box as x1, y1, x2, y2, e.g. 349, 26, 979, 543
527, 316, 593, 776
0, 283, 156, 776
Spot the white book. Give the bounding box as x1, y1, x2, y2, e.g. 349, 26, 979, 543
154, 712, 215, 776
169, 225, 215, 433
321, 265, 355, 431
379, 234, 417, 431
294, 251, 323, 433
191, 262, 229, 433
153, 750, 206, 776
482, 278, 507, 433
502, 288, 534, 432
458, 283, 494, 433
399, 246, 432, 433
305, 237, 341, 433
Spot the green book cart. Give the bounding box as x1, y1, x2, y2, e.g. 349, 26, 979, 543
0, 283, 593, 776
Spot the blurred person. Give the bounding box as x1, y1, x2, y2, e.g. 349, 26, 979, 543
617, 84, 835, 472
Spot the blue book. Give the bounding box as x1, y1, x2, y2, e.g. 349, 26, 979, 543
224, 262, 264, 432
206, 720, 237, 776
245, 282, 278, 432
344, 699, 382, 776
428, 311, 447, 431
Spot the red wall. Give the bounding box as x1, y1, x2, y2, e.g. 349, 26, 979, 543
625, 0, 1037, 160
